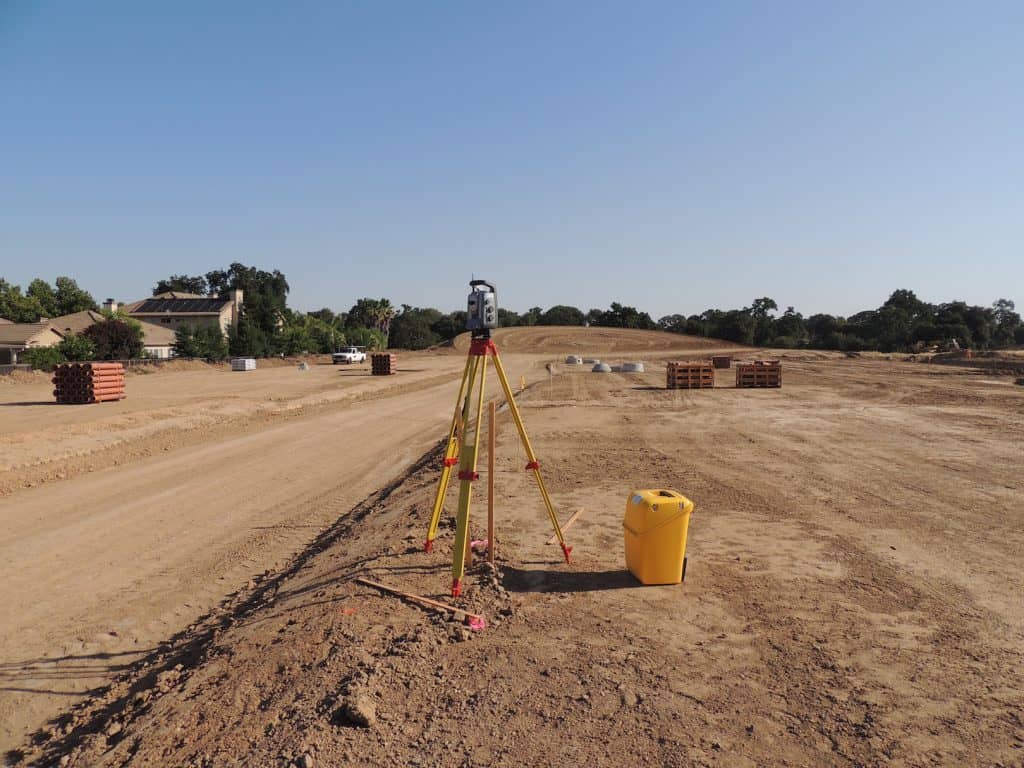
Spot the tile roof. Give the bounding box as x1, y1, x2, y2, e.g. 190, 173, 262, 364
131, 298, 231, 314
49, 310, 106, 336
137, 321, 177, 346
0, 323, 62, 345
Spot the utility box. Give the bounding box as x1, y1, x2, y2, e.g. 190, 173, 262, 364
623, 489, 695, 585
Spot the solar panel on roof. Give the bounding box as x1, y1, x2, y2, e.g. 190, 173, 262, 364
134, 298, 230, 313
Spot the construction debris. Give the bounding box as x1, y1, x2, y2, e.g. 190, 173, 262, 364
52, 362, 125, 404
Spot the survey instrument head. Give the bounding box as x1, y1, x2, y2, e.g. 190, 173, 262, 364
466, 279, 497, 334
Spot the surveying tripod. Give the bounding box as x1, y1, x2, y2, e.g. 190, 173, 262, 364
424, 329, 572, 596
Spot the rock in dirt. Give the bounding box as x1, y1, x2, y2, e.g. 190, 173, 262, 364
295, 754, 315, 768
334, 694, 377, 728
620, 688, 640, 708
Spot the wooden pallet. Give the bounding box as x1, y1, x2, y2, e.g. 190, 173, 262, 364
735, 360, 782, 388
666, 362, 715, 389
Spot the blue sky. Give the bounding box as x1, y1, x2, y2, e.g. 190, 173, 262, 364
1, 1, 1021, 318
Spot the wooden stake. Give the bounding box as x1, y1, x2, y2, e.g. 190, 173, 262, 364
488, 399, 496, 564
546, 508, 585, 544
356, 577, 486, 628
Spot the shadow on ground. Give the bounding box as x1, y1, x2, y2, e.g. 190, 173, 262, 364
502, 566, 638, 593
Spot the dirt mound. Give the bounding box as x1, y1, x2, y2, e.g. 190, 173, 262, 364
0, 370, 46, 385
452, 326, 735, 354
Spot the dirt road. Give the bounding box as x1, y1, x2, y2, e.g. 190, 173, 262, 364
5, 335, 1023, 766
0, 355, 493, 752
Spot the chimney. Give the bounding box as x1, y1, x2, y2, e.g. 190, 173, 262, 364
231, 288, 243, 327
103, 298, 119, 313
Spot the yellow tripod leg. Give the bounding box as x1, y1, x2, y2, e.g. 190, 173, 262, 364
491, 349, 572, 563
425, 353, 474, 551
451, 354, 488, 596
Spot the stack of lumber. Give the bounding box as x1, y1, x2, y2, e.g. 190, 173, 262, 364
52, 362, 125, 404
231, 357, 257, 371
735, 360, 782, 388
371, 353, 397, 375
666, 361, 714, 389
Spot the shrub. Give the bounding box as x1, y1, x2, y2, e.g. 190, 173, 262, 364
57, 332, 96, 361
84, 318, 144, 359
20, 346, 65, 371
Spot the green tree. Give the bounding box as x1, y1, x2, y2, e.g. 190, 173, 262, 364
57, 332, 96, 361
54, 276, 97, 316
658, 314, 688, 334
749, 297, 779, 345
389, 305, 443, 350
206, 263, 291, 355
805, 314, 845, 348
772, 307, 807, 347
0, 279, 47, 322
497, 308, 521, 327
27, 279, 58, 317
594, 302, 656, 330
540, 305, 585, 326
520, 307, 544, 326
992, 299, 1021, 347
154, 274, 209, 295
83, 317, 144, 359
345, 327, 387, 350
430, 311, 467, 341
713, 309, 755, 344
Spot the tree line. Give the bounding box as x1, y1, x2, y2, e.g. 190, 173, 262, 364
4, 271, 1021, 363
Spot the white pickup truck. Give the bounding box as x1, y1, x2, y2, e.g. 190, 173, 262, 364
332, 346, 367, 365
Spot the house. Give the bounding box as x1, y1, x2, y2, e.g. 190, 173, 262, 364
0, 323, 63, 364
48, 308, 179, 359
115, 290, 243, 337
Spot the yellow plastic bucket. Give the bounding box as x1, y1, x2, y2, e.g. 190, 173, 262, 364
623, 489, 694, 585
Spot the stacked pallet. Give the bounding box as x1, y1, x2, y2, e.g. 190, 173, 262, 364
52, 362, 125, 404
231, 358, 257, 371
666, 361, 715, 389
371, 353, 397, 375
712, 355, 732, 369
735, 360, 782, 388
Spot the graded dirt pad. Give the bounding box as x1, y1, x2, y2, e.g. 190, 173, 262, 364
451, 326, 737, 354
4, 331, 1024, 767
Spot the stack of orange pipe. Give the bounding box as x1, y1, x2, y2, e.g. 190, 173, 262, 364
52, 362, 126, 404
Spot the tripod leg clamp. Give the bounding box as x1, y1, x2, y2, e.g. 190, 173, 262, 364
457, 470, 479, 481
525, 460, 540, 470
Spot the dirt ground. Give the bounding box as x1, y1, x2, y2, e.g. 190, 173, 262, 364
2, 330, 1023, 767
